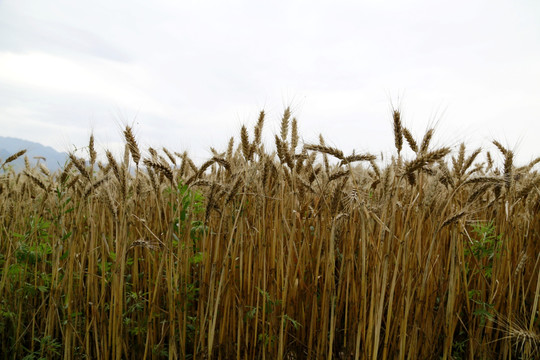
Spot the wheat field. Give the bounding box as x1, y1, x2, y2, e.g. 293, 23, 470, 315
0, 108, 539, 359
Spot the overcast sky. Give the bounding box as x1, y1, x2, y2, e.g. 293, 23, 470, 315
1, 0, 539, 165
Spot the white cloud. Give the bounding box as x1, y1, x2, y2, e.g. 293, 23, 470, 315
0, 0, 539, 164
0, 51, 174, 118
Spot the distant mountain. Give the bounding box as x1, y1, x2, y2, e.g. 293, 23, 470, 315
0, 136, 68, 172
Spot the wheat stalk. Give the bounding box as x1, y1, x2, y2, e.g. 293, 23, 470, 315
304, 144, 345, 161
392, 109, 403, 155
1, 149, 27, 168
69, 153, 91, 181
124, 126, 141, 166
402, 127, 418, 153
280, 107, 291, 141
89, 134, 97, 166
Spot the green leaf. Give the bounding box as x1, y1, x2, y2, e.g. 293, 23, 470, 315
190, 252, 203, 264
61, 231, 73, 242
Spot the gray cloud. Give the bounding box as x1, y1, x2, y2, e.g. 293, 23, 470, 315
0, 9, 130, 62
